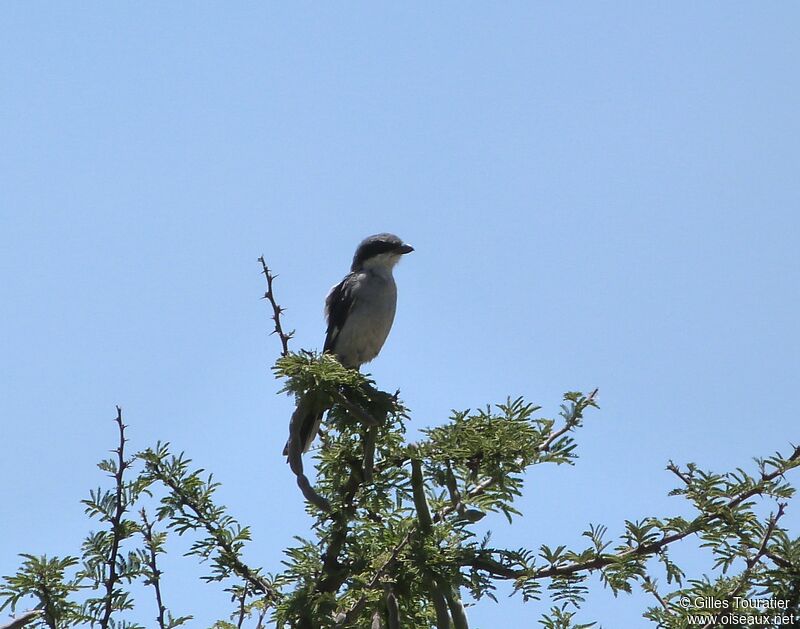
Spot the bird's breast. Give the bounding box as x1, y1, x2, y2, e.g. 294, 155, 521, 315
333, 273, 397, 368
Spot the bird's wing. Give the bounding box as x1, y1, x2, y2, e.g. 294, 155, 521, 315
323, 273, 358, 354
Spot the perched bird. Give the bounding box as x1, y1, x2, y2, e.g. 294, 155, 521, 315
284, 233, 414, 456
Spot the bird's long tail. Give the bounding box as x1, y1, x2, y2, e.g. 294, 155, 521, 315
283, 394, 326, 457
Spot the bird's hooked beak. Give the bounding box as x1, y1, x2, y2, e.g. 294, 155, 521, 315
398, 243, 414, 255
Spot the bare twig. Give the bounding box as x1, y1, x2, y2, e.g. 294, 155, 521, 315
258, 257, 294, 356
666, 461, 693, 486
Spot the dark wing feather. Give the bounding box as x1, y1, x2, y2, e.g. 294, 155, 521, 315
323, 273, 358, 354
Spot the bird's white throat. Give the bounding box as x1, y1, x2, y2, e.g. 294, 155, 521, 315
360, 252, 402, 276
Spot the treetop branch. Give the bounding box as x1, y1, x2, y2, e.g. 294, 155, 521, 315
259, 256, 294, 357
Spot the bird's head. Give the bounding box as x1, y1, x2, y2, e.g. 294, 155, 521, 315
351, 233, 414, 272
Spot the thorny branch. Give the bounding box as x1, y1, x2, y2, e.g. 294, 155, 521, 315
99, 407, 130, 629
259, 256, 294, 357
260, 257, 331, 513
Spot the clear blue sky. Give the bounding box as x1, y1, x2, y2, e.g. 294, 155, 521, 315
2, 4, 798, 628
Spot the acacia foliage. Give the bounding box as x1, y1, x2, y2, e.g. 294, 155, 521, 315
1, 353, 799, 628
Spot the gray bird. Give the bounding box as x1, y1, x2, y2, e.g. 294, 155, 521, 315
284, 233, 414, 456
